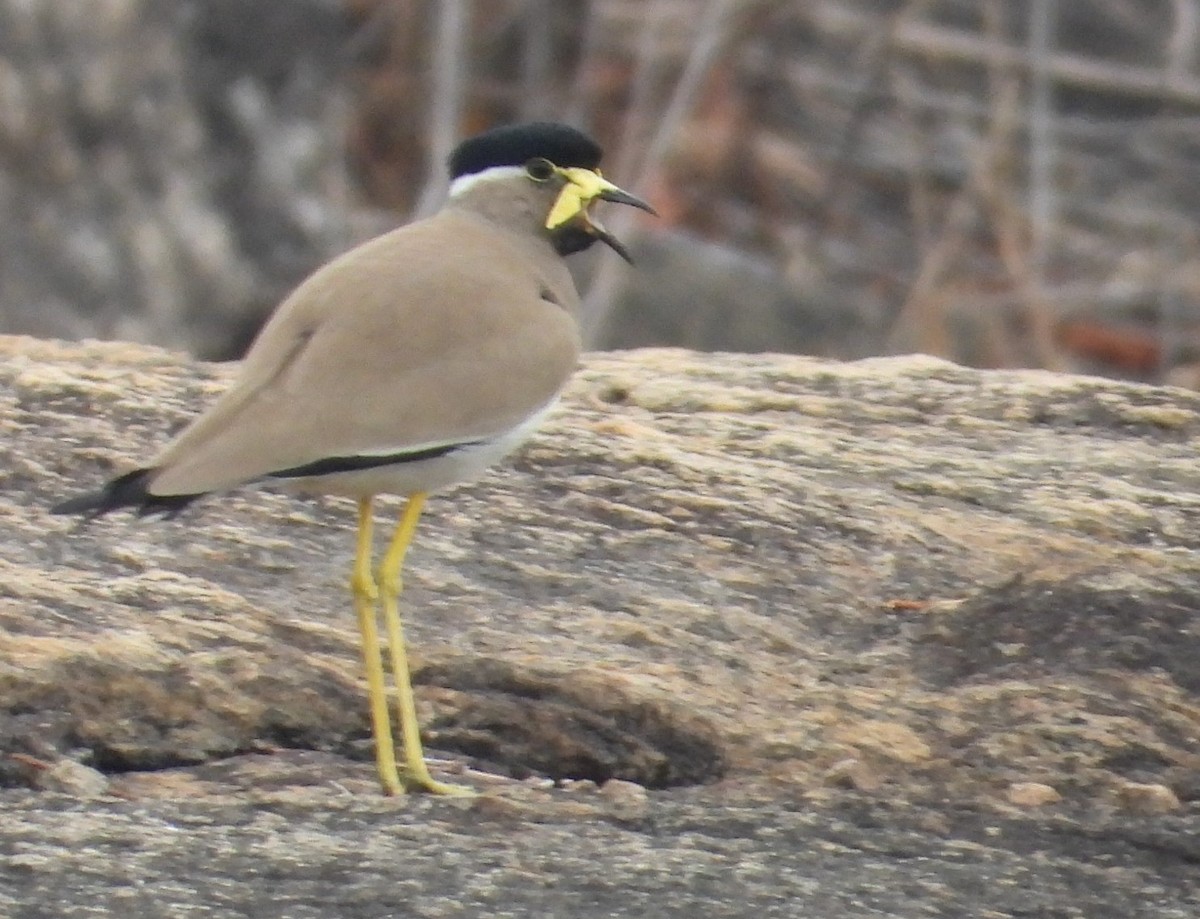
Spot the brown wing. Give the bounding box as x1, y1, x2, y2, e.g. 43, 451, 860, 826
149, 212, 580, 495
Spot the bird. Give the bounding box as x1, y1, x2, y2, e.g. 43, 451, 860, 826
52, 121, 656, 796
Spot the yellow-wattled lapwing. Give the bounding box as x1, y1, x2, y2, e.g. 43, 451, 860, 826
53, 121, 655, 795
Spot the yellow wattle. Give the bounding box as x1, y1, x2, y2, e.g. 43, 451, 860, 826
545, 167, 615, 229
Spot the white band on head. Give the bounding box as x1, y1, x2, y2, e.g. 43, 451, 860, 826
448, 165, 528, 199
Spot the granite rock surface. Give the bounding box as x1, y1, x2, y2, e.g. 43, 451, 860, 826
2, 335, 1199, 917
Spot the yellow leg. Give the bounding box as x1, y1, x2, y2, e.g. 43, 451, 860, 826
378, 493, 473, 795
351, 497, 404, 795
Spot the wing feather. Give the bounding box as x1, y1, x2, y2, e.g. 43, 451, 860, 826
149, 213, 580, 496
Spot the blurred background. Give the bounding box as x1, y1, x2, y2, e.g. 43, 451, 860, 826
2, 0, 1199, 383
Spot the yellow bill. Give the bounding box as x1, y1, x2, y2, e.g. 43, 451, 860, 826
545, 167, 657, 262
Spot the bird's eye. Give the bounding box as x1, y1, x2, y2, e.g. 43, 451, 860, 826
525, 158, 556, 182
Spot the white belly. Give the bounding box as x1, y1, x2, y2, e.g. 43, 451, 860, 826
280, 400, 557, 499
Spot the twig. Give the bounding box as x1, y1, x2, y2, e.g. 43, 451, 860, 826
1167, 0, 1200, 87
610, 0, 675, 184
582, 0, 741, 345
563, 4, 603, 128
885, 1, 1018, 359
414, 0, 470, 218
812, 0, 931, 259
1022, 0, 1064, 368
519, 0, 555, 119
1027, 0, 1057, 287
894, 16, 1200, 106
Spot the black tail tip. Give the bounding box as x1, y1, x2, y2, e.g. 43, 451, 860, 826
52, 469, 201, 518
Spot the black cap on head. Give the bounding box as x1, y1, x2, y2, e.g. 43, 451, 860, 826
449, 122, 603, 179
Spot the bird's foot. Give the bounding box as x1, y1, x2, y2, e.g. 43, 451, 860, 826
399, 767, 475, 797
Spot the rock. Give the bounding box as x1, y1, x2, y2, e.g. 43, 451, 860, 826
561, 779, 599, 793
829, 720, 933, 764
822, 758, 883, 793
0, 0, 352, 359
3, 336, 1200, 917
598, 232, 870, 356
598, 778, 650, 821
1114, 782, 1182, 815
1006, 782, 1062, 808
10, 755, 110, 798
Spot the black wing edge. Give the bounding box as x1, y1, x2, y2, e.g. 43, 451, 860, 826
51, 468, 204, 519
266, 442, 475, 480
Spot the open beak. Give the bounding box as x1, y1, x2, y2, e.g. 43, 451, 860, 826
595, 184, 657, 215
588, 218, 634, 263
546, 167, 657, 261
